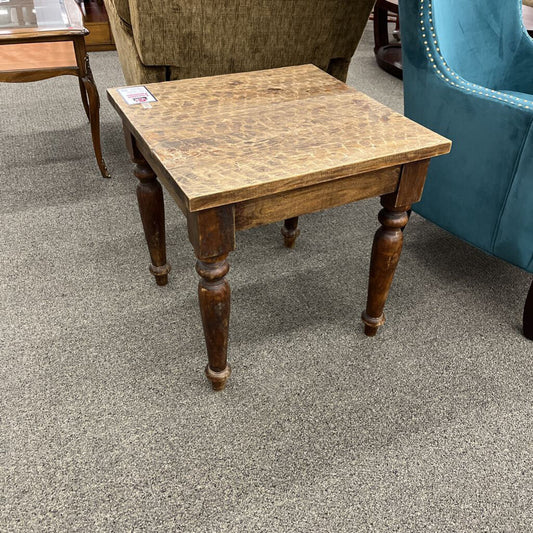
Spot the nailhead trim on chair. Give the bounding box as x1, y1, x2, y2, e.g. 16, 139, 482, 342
419, 0, 532, 109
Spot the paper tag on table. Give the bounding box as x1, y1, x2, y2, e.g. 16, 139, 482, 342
117, 86, 157, 105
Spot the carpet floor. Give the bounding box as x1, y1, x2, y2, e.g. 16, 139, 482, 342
1, 27, 532, 533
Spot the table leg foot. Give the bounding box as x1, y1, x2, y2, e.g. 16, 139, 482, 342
281, 217, 300, 248
361, 311, 386, 337
363, 194, 410, 336
205, 364, 232, 391
133, 157, 171, 286
149, 263, 171, 286
197, 256, 231, 390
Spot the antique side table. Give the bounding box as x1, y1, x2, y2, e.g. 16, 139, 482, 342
0, 0, 110, 178
108, 65, 451, 390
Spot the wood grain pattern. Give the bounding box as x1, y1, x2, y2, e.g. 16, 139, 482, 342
0, 42, 76, 72
108, 65, 451, 212
234, 165, 401, 230
123, 129, 170, 283
188, 207, 235, 391
394, 159, 430, 207
197, 256, 232, 391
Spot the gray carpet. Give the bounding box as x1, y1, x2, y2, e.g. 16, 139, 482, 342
1, 27, 532, 533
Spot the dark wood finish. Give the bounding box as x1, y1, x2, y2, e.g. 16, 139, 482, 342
188, 206, 235, 390
524, 279, 533, 340
81, 0, 115, 52
0, 0, 110, 178
129, 137, 171, 286
79, 77, 91, 120
74, 34, 110, 178
362, 195, 410, 336
197, 257, 232, 390
125, 132, 171, 286
187, 206, 236, 260
281, 217, 300, 248
394, 159, 430, 206
373, 0, 402, 79
108, 66, 451, 389
362, 160, 429, 336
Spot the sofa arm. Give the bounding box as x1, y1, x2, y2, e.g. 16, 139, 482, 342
125, 0, 374, 80
105, 0, 131, 26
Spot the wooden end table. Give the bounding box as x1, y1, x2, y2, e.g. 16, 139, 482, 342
0, 0, 110, 178
108, 65, 451, 390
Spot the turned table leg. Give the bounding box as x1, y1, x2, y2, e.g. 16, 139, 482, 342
126, 132, 171, 286
362, 194, 411, 336
196, 255, 232, 390
523, 279, 533, 340
188, 206, 235, 390
281, 217, 300, 248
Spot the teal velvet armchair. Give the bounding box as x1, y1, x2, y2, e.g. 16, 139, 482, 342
400, 0, 533, 338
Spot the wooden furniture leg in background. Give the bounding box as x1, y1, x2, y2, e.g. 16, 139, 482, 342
125, 131, 171, 286
373, 0, 402, 79
188, 207, 235, 390
281, 217, 300, 248
74, 35, 110, 178
523, 279, 533, 340
78, 77, 90, 120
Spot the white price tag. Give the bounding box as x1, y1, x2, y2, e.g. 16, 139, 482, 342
117, 86, 157, 105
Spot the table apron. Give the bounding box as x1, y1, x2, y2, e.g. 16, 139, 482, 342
234, 165, 401, 231
0, 67, 78, 83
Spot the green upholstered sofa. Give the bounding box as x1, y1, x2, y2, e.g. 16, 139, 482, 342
104, 0, 376, 85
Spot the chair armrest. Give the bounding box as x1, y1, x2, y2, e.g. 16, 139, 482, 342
405, 69, 533, 257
